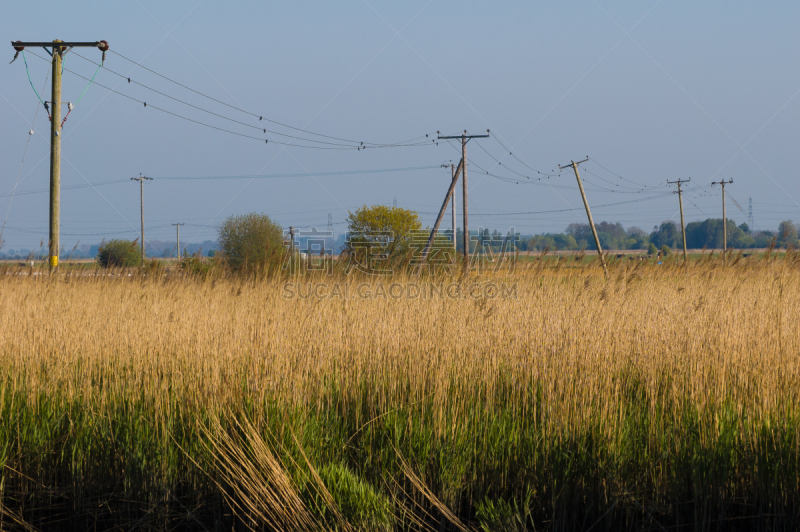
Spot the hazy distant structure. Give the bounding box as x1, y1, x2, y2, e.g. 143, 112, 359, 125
327, 213, 334, 251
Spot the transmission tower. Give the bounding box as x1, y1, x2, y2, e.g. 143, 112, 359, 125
393, 196, 397, 208
748, 197, 754, 229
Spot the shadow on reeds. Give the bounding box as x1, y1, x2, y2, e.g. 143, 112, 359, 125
2, 371, 799, 531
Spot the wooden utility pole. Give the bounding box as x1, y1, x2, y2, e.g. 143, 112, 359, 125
711, 178, 733, 254
172, 223, 184, 258
131, 175, 152, 265
437, 131, 489, 274
461, 133, 468, 269
418, 159, 463, 273
559, 158, 608, 278
450, 163, 457, 255
10, 40, 108, 269
667, 179, 690, 262
49, 44, 62, 270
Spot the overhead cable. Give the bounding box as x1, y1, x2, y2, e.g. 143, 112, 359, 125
107, 49, 430, 148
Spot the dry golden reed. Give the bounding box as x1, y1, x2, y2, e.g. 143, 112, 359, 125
0, 255, 799, 530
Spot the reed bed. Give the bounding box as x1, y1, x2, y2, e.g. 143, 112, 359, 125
0, 254, 799, 531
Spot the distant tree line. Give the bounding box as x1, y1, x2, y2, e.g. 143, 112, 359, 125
520, 219, 798, 252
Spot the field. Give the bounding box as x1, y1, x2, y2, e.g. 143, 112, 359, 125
1, 252, 799, 531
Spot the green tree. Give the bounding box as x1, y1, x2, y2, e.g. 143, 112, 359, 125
345, 205, 421, 271
218, 212, 284, 272
530, 233, 577, 251
777, 220, 798, 247
566, 223, 594, 249
685, 218, 747, 249
97, 239, 141, 267
649, 222, 681, 249
553, 233, 578, 250
754, 231, 775, 248
625, 226, 649, 250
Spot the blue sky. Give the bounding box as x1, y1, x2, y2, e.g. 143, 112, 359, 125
1, 1, 798, 250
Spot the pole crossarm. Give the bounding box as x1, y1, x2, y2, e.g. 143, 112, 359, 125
710, 179, 733, 187
12, 41, 105, 48
437, 134, 490, 143
437, 135, 490, 139
557, 157, 589, 170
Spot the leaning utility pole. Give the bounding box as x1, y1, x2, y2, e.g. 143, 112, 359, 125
667, 178, 690, 262
711, 178, 733, 254
418, 159, 463, 274
131, 175, 152, 265
450, 163, 457, 255
10, 40, 109, 269
559, 158, 608, 278
172, 223, 184, 258
437, 131, 490, 273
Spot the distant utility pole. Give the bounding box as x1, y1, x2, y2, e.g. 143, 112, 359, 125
450, 163, 457, 254
667, 178, 690, 263
711, 178, 733, 254
393, 196, 397, 209
10, 40, 109, 269
172, 223, 184, 258
559, 158, 608, 278
437, 131, 490, 273
327, 213, 334, 251
131, 175, 152, 265
748, 197, 754, 229
439, 162, 458, 254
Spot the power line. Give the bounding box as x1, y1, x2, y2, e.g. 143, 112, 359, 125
1, 67, 50, 248
107, 49, 432, 148
1, 166, 441, 199
585, 157, 654, 189
444, 139, 605, 191
417, 192, 672, 217
153, 165, 441, 180
25, 51, 425, 151
490, 134, 559, 177
73, 52, 430, 149
0, 179, 132, 200
579, 167, 667, 193
473, 140, 538, 181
